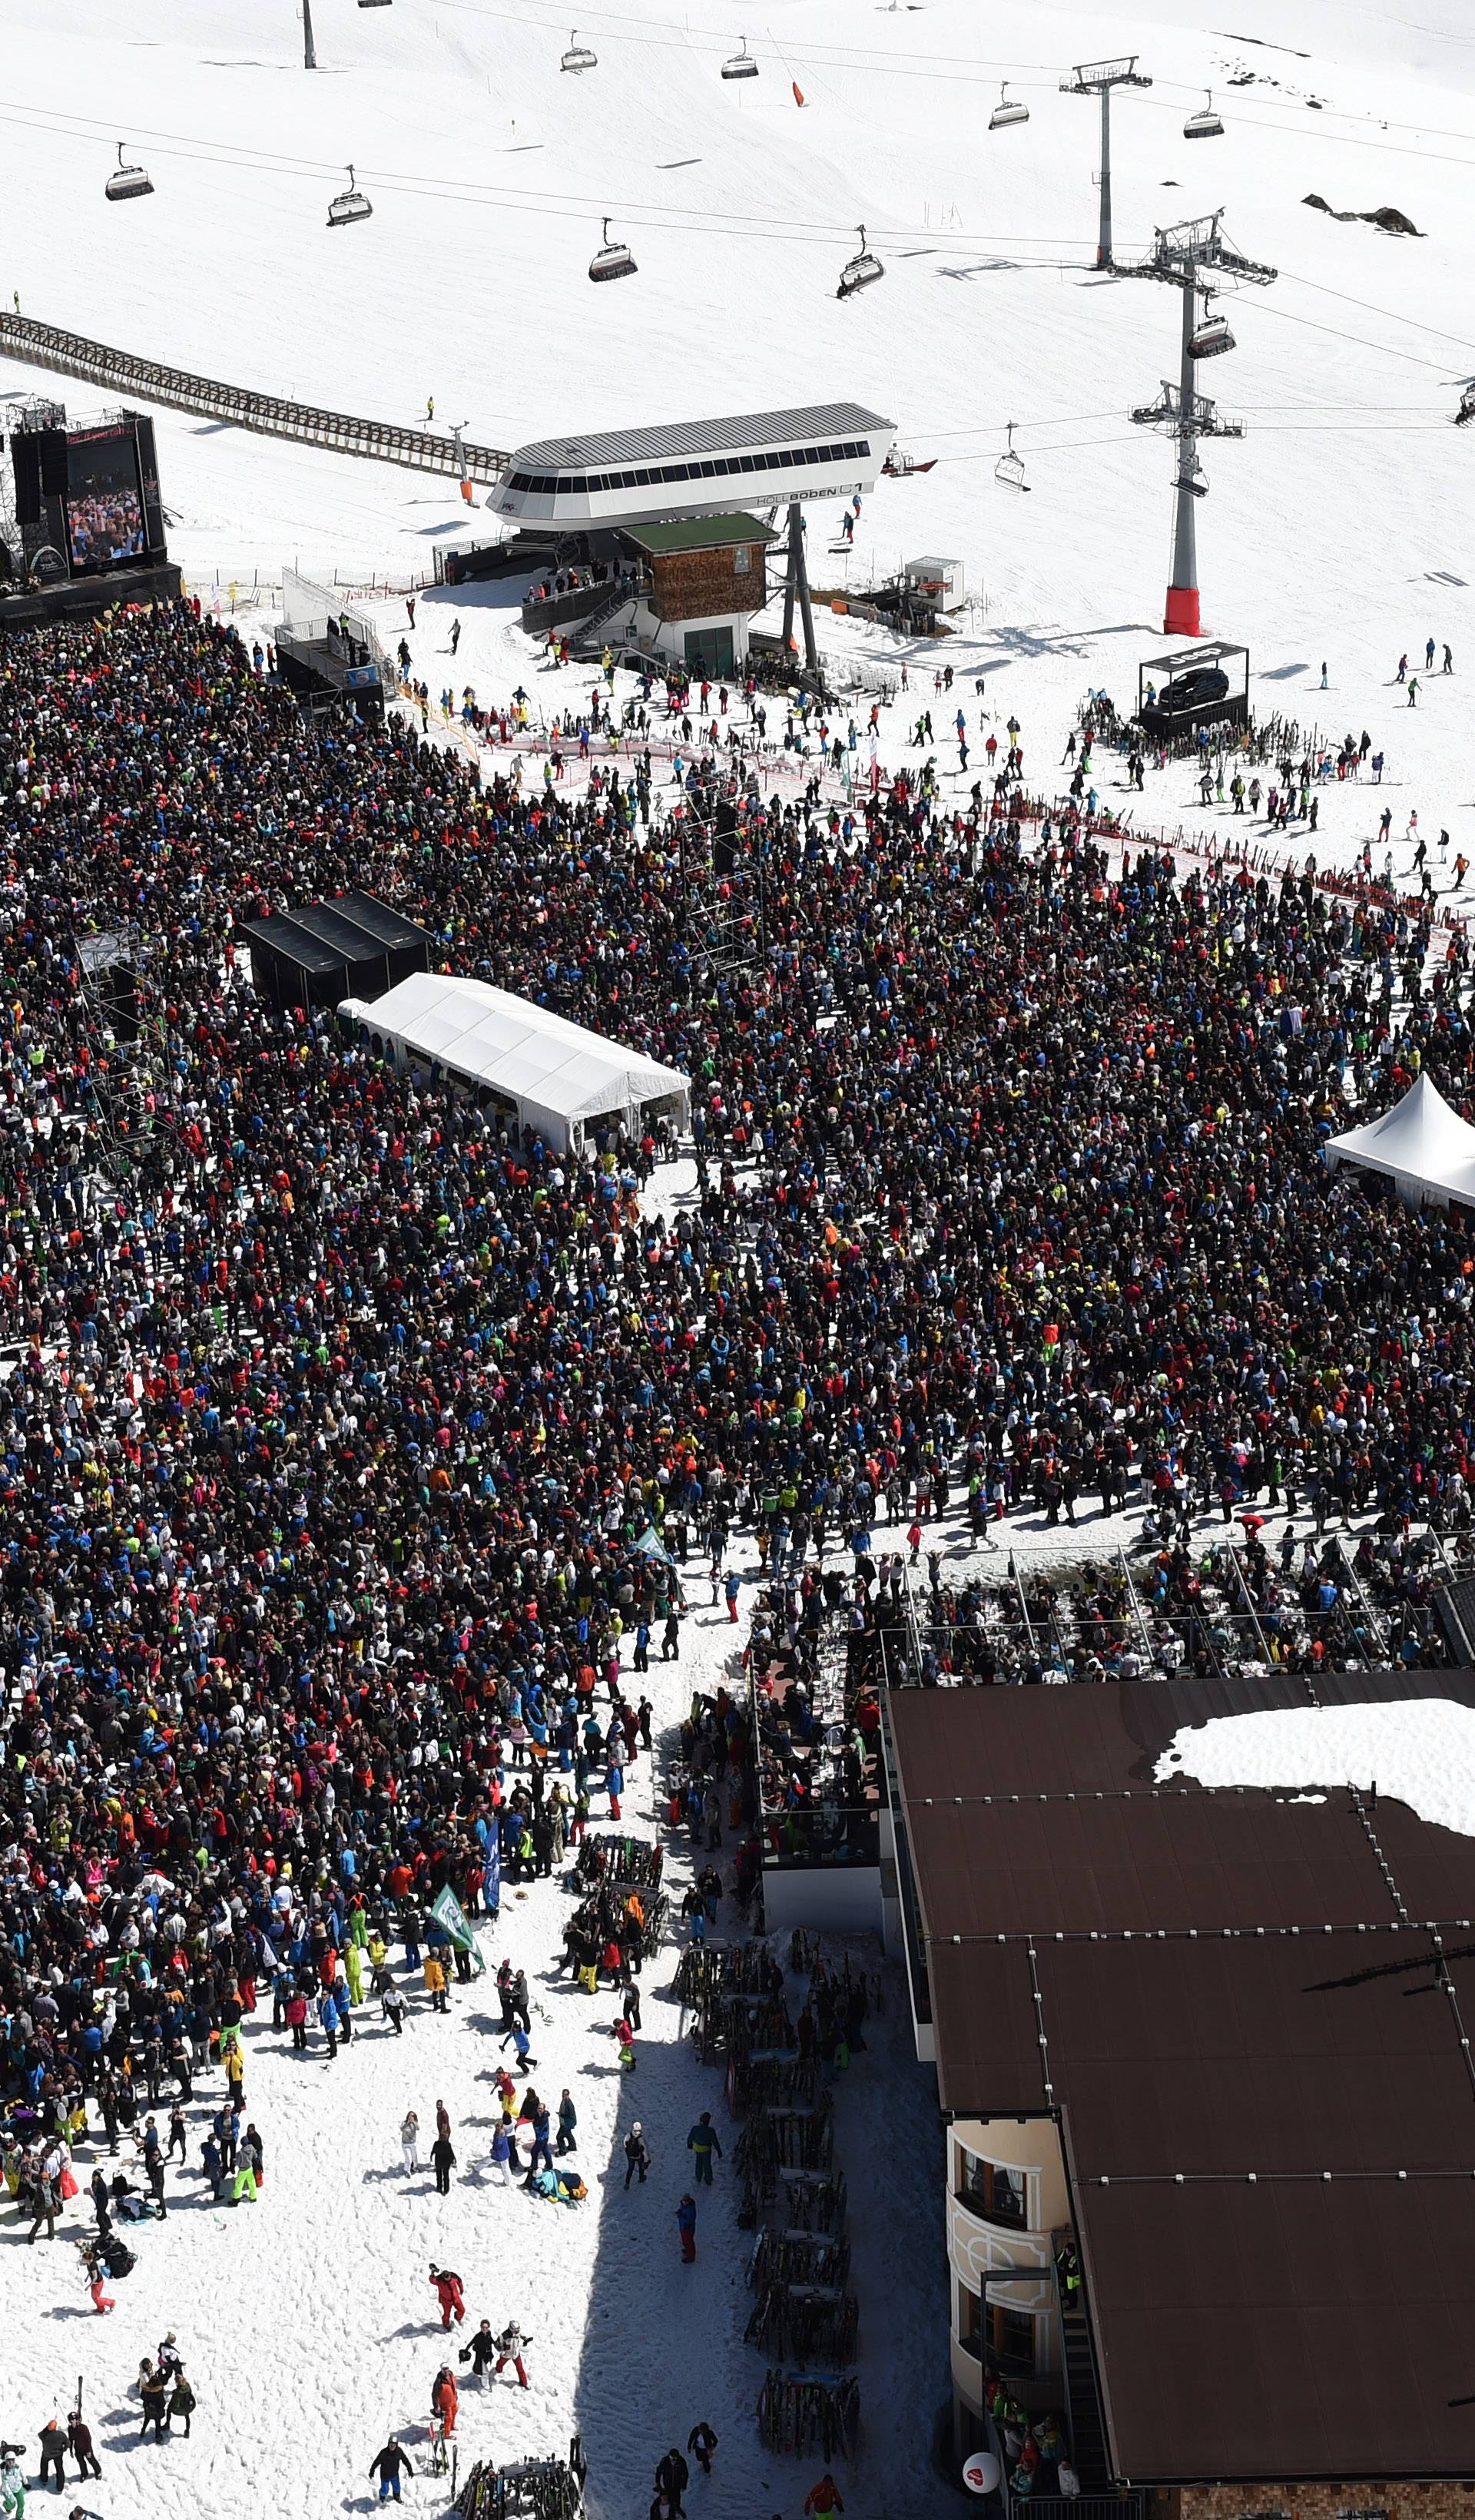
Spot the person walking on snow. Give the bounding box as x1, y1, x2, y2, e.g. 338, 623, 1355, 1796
489, 2124, 516, 2187
624, 2124, 651, 2187
687, 2422, 718, 2477
555, 2091, 578, 2155
804, 2476, 846, 2515
370, 2440, 414, 2505
677, 2192, 698, 2263
493, 2321, 531, 2389
429, 2265, 466, 2329
687, 2112, 722, 2184
432, 2128, 457, 2196
460, 2320, 499, 2386
401, 2111, 421, 2174
655, 2449, 690, 2515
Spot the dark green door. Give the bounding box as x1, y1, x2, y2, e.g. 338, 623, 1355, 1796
683, 625, 734, 678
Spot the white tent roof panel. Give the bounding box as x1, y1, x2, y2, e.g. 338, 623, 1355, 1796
357, 971, 689, 1126
1324, 1071, 1475, 1205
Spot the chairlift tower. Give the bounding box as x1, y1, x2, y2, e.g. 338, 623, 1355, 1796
1059, 57, 1152, 270
1124, 211, 1275, 636
303, 0, 317, 68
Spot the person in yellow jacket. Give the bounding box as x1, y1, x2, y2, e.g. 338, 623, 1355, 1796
423, 1951, 450, 2015
344, 1941, 364, 2005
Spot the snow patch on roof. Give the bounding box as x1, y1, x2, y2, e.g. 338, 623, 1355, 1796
1155, 1697, 1475, 1838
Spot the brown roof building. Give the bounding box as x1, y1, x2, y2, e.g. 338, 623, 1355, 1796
885, 1671, 1475, 2512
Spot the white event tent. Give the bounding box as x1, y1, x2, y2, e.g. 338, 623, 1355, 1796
1324, 1071, 1475, 1209
341, 972, 689, 1154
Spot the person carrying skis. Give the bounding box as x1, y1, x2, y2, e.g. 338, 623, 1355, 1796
493, 2320, 531, 2388
429, 2264, 466, 2329
67, 2410, 101, 2483
38, 2416, 68, 2488
430, 2368, 458, 2438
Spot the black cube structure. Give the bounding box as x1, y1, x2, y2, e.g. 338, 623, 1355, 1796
241, 891, 436, 1012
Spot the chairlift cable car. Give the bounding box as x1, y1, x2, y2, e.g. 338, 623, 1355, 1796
588, 215, 637, 282
995, 423, 1029, 491
836, 223, 884, 300
989, 82, 1029, 130
1184, 90, 1223, 138
721, 32, 758, 80
105, 141, 154, 203
356, 0, 393, 11
1187, 311, 1235, 359
327, 164, 373, 227
561, 26, 597, 71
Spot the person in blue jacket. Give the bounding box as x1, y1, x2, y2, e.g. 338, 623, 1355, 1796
676, 2192, 697, 2263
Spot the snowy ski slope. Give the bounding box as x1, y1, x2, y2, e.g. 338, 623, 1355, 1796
4, 0, 1475, 641
7, 0, 1475, 847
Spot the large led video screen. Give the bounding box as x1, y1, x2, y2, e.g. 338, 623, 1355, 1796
65, 423, 146, 575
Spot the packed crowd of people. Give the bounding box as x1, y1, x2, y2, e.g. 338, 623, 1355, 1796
1, 593, 1473, 2488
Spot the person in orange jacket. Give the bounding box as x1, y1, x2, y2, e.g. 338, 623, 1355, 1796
804, 2476, 845, 2516
431, 2366, 458, 2435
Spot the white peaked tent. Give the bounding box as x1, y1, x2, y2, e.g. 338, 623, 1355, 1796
1324, 1071, 1475, 1208
341, 972, 689, 1154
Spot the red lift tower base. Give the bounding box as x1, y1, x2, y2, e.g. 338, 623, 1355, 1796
1163, 583, 1201, 636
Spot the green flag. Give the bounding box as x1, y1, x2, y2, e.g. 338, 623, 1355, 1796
430, 1884, 486, 1974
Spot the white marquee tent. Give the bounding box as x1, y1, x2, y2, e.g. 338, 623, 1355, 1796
1324, 1071, 1475, 1208
341, 972, 689, 1153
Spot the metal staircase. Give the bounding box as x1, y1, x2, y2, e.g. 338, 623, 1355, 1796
1059, 2303, 1112, 2490
568, 581, 640, 652
0, 313, 511, 483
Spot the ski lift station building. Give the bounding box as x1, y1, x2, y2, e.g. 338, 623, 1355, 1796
901, 555, 963, 611
487, 402, 896, 532
339, 971, 691, 1154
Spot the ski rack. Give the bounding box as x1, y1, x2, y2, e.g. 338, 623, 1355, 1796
0, 313, 512, 484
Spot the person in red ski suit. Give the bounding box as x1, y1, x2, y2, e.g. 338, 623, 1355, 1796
429, 2264, 466, 2329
